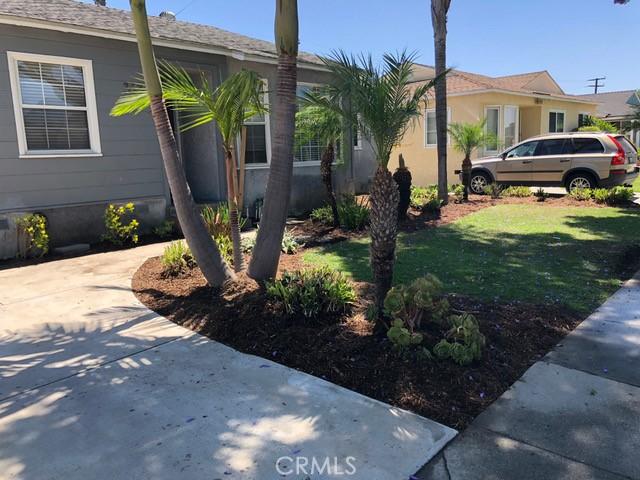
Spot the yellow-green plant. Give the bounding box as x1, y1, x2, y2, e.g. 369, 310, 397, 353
502, 186, 531, 197
103, 203, 139, 246
16, 213, 49, 257
161, 240, 195, 276
433, 313, 485, 365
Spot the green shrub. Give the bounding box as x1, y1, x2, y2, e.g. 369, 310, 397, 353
16, 213, 49, 258
266, 266, 356, 319
433, 313, 485, 366
578, 115, 618, 133
534, 187, 548, 202
310, 205, 333, 224
451, 184, 465, 198
103, 203, 139, 246
502, 186, 531, 197
592, 186, 634, 205
384, 274, 450, 349
569, 187, 593, 201
161, 240, 195, 276
410, 185, 438, 209
215, 234, 233, 263
201, 203, 246, 238
483, 183, 502, 199
281, 229, 299, 254
153, 220, 175, 238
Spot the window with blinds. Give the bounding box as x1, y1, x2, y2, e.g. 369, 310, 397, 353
8, 52, 101, 156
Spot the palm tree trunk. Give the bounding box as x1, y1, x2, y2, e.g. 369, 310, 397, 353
370, 164, 399, 330
224, 148, 244, 272
431, 0, 451, 205
248, 0, 298, 280
321, 143, 340, 227
130, 0, 234, 286
461, 155, 471, 201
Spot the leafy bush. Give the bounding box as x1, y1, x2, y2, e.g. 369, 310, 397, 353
502, 186, 531, 197
266, 266, 356, 319
281, 229, 300, 254
161, 240, 195, 276
310, 196, 369, 231
592, 186, 634, 205
384, 275, 450, 349
578, 115, 618, 134
410, 185, 438, 209
153, 220, 175, 238
201, 203, 246, 238
483, 183, 502, 199
103, 203, 139, 246
215, 234, 233, 263
451, 184, 465, 198
534, 187, 548, 202
433, 313, 485, 366
16, 213, 49, 258
569, 187, 593, 201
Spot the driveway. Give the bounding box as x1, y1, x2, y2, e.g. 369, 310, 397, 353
0, 244, 455, 480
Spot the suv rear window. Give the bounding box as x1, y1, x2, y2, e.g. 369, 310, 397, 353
572, 137, 604, 154
616, 135, 638, 153
535, 139, 570, 156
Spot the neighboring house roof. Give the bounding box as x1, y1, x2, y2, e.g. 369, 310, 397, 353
577, 90, 640, 120
410, 64, 594, 104
0, 0, 324, 68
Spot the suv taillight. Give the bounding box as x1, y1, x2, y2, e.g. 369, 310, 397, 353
608, 135, 626, 165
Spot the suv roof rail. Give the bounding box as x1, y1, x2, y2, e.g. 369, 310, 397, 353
529, 131, 609, 139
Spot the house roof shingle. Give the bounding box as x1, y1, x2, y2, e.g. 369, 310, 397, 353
0, 0, 324, 67
409, 64, 593, 103
577, 90, 640, 119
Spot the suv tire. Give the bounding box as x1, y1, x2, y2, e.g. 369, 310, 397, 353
566, 172, 597, 191
470, 171, 491, 194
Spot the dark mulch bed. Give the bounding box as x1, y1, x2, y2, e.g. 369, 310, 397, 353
133, 257, 582, 430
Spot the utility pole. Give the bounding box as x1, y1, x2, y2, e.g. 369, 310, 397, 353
587, 77, 606, 94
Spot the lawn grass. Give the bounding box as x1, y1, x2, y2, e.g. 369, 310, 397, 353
303, 205, 640, 313
633, 175, 640, 192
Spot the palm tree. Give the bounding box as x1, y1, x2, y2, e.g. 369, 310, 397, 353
431, 0, 452, 205
295, 104, 342, 227
308, 51, 435, 329
247, 0, 299, 280
448, 120, 495, 201
112, 64, 266, 272
126, 0, 234, 286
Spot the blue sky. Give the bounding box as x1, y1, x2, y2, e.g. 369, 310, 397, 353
83, 0, 639, 93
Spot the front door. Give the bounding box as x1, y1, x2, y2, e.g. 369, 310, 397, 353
530, 138, 572, 183
496, 140, 540, 183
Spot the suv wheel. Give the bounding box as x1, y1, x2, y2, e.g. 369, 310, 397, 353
470, 172, 491, 194
566, 172, 596, 191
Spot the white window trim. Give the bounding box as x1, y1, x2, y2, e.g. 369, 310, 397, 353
354, 114, 363, 150
7, 51, 102, 158
243, 78, 271, 170
548, 109, 566, 133
424, 107, 451, 148
293, 81, 324, 167
503, 104, 520, 149
484, 105, 502, 154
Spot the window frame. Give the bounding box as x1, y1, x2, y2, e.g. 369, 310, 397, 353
353, 114, 363, 150
578, 112, 590, 128
293, 81, 327, 167
484, 105, 502, 154
503, 105, 520, 149
242, 78, 271, 169
424, 107, 451, 148
548, 109, 566, 133
7, 51, 102, 158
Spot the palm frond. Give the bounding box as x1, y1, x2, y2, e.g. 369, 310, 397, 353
448, 119, 495, 157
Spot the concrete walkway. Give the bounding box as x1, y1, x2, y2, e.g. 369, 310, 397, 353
0, 244, 455, 480
417, 272, 640, 480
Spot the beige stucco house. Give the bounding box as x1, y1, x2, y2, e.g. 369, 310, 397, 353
390, 65, 599, 186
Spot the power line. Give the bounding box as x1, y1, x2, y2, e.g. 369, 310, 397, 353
587, 77, 606, 94
176, 0, 200, 16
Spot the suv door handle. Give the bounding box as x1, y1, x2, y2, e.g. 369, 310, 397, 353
522, 160, 532, 164
560, 159, 570, 163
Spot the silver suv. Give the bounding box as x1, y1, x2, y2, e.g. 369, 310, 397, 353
468, 132, 639, 194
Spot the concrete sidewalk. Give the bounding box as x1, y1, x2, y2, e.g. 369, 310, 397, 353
0, 244, 455, 480
417, 272, 640, 480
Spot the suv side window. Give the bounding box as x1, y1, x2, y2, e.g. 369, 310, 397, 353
506, 141, 540, 158
535, 139, 570, 156
572, 137, 604, 154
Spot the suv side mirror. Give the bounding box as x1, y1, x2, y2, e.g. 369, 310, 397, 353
501, 152, 507, 160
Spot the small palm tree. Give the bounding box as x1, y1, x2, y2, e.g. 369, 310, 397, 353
448, 120, 495, 201
308, 51, 436, 329
295, 104, 342, 227
125, 0, 233, 286
112, 63, 266, 272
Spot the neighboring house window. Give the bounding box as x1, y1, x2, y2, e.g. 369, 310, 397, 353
353, 114, 362, 150
548, 110, 565, 133
244, 80, 270, 165
424, 107, 451, 147
484, 106, 500, 152
7, 52, 101, 157
503, 105, 519, 149
578, 113, 590, 128
294, 83, 324, 163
